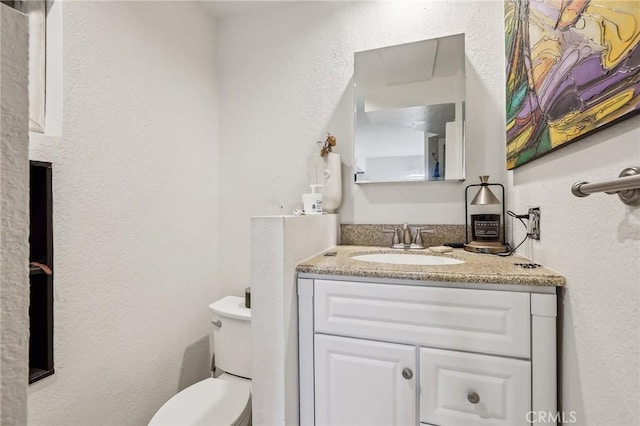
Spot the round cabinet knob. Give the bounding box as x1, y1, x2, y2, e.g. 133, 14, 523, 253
467, 392, 480, 404
401, 368, 413, 380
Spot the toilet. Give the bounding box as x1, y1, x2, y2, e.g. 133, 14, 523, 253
149, 296, 252, 426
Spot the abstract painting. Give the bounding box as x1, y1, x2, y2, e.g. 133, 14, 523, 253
505, 0, 640, 169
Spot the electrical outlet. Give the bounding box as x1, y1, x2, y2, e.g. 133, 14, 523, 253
528, 207, 541, 240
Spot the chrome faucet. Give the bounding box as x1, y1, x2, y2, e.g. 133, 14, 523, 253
383, 223, 435, 249
401, 223, 412, 245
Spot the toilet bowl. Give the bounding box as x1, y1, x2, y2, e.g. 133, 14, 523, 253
148, 374, 251, 426
149, 296, 252, 426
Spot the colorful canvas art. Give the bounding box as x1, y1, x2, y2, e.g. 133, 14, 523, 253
505, 0, 640, 169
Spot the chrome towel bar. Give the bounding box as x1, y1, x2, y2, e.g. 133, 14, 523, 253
572, 167, 640, 206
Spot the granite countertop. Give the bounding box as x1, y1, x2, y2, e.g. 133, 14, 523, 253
296, 245, 565, 286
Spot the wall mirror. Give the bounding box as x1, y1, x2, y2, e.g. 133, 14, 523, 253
354, 34, 466, 183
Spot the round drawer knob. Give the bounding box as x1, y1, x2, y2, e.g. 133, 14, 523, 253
402, 368, 413, 380
467, 392, 480, 404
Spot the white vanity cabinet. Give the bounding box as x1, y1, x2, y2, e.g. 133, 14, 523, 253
298, 277, 558, 426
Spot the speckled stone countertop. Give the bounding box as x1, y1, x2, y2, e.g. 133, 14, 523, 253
297, 245, 565, 286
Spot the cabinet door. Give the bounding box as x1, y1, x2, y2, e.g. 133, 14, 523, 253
420, 347, 531, 426
315, 334, 416, 426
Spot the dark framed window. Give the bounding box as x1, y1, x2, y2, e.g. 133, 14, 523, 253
29, 161, 54, 383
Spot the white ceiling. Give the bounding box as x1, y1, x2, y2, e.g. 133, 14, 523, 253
200, 1, 291, 20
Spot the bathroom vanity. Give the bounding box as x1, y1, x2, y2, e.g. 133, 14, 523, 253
296, 246, 564, 426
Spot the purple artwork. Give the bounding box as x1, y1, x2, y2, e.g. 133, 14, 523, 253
505, 0, 640, 169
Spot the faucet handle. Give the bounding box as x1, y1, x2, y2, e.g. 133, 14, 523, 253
409, 228, 425, 249
383, 229, 400, 245
412, 228, 423, 244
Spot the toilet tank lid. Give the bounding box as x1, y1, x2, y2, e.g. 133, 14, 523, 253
209, 296, 251, 321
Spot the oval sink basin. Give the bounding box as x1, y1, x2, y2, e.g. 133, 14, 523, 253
351, 253, 465, 266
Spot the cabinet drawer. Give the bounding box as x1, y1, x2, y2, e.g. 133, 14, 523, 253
314, 280, 531, 358
420, 347, 531, 426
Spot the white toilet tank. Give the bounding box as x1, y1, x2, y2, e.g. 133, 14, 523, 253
209, 296, 251, 379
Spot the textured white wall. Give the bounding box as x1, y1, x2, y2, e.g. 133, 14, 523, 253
508, 117, 640, 425
216, 0, 506, 297
27, 2, 220, 425
217, 1, 639, 424
0, 5, 29, 424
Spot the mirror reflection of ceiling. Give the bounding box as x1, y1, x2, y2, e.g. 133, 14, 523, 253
355, 36, 465, 90
362, 103, 456, 135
